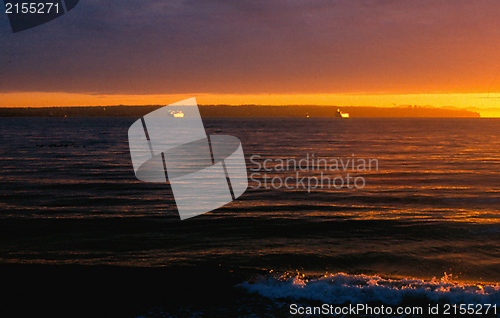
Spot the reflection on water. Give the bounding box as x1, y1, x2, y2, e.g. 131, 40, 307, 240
0, 118, 498, 282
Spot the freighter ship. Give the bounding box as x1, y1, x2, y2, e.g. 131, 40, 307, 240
169, 110, 185, 118
336, 109, 350, 118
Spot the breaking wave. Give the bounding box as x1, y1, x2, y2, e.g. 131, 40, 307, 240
241, 272, 500, 306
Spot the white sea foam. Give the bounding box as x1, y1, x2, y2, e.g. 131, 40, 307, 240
241, 272, 500, 306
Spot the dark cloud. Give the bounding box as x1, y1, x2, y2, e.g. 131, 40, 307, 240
1, 0, 499, 94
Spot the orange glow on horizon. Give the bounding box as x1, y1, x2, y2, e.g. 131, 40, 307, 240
0, 92, 499, 117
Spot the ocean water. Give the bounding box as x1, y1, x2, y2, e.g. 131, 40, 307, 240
0, 117, 499, 316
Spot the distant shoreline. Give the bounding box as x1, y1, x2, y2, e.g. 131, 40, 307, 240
0, 105, 481, 118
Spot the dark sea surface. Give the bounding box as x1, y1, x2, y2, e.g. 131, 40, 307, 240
0, 117, 499, 317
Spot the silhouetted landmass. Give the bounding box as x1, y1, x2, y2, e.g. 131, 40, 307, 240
0, 105, 480, 118
200, 105, 480, 118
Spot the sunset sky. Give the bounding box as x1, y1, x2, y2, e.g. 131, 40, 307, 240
1, 1, 499, 116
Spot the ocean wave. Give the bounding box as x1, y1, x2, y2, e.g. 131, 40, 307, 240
241, 272, 500, 306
